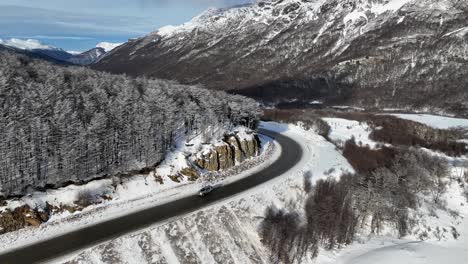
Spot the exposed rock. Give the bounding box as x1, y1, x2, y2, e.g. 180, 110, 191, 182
169, 175, 183, 183
226, 136, 243, 163
153, 175, 164, 184
195, 148, 220, 172
215, 143, 235, 170
180, 167, 200, 181
194, 133, 260, 172
24, 216, 41, 227
0, 204, 47, 234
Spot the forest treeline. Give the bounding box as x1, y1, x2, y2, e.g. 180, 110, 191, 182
0, 51, 259, 197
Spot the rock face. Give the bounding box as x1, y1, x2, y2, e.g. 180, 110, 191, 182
194, 133, 260, 172
0, 205, 49, 234
94, 0, 468, 116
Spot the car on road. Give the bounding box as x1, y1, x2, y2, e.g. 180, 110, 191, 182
199, 185, 214, 196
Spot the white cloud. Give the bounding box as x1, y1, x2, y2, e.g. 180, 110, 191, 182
0, 38, 54, 50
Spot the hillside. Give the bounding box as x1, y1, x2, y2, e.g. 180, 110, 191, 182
94, 0, 468, 115
0, 50, 259, 197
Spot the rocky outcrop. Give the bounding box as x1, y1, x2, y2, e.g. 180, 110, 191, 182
194, 133, 261, 172
0, 205, 49, 235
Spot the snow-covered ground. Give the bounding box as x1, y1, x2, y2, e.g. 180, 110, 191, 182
385, 113, 468, 130
318, 178, 468, 264
323, 118, 378, 148
56, 122, 354, 263
0, 127, 272, 254
318, 116, 468, 264
3, 119, 467, 263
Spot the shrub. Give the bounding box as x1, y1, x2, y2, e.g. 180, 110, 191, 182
259, 206, 314, 264
342, 138, 396, 174
75, 188, 95, 207
305, 177, 357, 249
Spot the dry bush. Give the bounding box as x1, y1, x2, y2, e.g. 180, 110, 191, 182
259, 206, 316, 264
75, 188, 96, 207
318, 110, 467, 156
342, 138, 396, 174
305, 176, 357, 249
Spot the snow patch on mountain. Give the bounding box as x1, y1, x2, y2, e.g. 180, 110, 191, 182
385, 114, 468, 130
96, 42, 123, 52
370, 0, 412, 15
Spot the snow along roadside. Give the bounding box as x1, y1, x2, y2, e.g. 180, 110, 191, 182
57, 121, 354, 263
0, 133, 279, 254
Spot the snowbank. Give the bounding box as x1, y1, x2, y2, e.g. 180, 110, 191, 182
58, 122, 354, 263
386, 114, 468, 130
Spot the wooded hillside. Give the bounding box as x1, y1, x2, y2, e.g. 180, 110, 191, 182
0, 51, 259, 197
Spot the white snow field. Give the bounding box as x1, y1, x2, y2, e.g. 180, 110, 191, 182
318, 179, 468, 264
318, 116, 468, 264
96, 42, 123, 52
323, 118, 378, 148
386, 113, 468, 130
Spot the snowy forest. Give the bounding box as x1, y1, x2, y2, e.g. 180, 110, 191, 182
0, 51, 259, 197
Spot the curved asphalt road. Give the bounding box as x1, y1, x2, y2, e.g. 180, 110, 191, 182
0, 129, 302, 264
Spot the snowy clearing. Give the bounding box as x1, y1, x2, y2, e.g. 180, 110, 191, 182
323, 118, 378, 148
385, 113, 468, 130
318, 179, 468, 264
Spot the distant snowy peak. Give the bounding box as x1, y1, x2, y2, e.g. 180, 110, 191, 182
154, 0, 415, 39
0, 38, 110, 65
68, 47, 106, 65
0, 38, 57, 51
96, 42, 123, 52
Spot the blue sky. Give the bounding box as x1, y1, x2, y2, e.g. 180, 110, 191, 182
0, 0, 252, 51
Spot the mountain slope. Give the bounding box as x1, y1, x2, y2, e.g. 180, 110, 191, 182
94, 0, 468, 115
68, 47, 106, 65
0, 38, 108, 65
0, 50, 259, 196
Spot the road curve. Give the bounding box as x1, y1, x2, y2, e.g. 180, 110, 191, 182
0, 129, 303, 264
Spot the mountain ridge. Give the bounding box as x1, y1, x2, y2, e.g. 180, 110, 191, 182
0, 38, 114, 65
94, 0, 468, 116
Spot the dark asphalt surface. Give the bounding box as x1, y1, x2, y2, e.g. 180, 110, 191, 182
0, 129, 302, 264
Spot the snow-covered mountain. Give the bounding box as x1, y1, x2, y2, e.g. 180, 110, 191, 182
68, 47, 106, 65
94, 0, 468, 115
96, 42, 123, 52
0, 38, 115, 65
